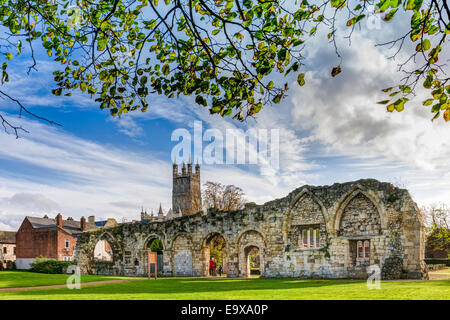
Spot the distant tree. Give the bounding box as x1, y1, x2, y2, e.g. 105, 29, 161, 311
203, 181, 245, 211
222, 184, 246, 211
203, 181, 224, 210
421, 204, 450, 258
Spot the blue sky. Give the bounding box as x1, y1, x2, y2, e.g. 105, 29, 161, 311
0, 10, 449, 230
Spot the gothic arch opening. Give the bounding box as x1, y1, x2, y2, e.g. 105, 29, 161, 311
287, 192, 328, 249
171, 234, 194, 276
91, 234, 117, 275
143, 237, 164, 277
244, 245, 261, 278
94, 238, 113, 262
338, 192, 382, 237
238, 230, 265, 278
202, 232, 227, 277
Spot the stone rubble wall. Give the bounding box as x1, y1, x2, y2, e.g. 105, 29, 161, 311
74, 179, 426, 279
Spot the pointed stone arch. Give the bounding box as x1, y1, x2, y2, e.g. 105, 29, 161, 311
143, 233, 166, 276
143, 233, 166, 251
237, 230, 266, 277
88, 231, 122, 275
284, 189, 329, 229
333, 187, 386, 236
201, 231, 228, 277
282, 188, 329, 248
92, 231, 121, 261
171, 233, 194, 276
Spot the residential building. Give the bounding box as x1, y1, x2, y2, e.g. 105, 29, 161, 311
0, 231, 16, 269
15, 214, 97, 269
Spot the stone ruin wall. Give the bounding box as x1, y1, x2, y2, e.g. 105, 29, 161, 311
74, 179, 427, 280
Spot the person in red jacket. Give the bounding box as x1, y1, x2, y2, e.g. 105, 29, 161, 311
209, 259, 214, 276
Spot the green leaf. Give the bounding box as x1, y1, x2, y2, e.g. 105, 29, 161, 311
272, 93, 283, 103
195, 95, 207, 106
52, 88, 62, 96
331, 66, 341, 77
297, 73, 305, 86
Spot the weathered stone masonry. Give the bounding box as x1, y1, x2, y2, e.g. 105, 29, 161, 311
74, 179, 427, 279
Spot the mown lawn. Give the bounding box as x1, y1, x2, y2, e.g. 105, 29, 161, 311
0, 277, 449, 300
0, 271, 141, 289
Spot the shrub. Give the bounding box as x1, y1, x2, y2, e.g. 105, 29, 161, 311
424, 258, 450, 266
6, 261, 16, 270
30, 257, 74, 274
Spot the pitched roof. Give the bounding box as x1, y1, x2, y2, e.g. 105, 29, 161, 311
95, 221, 107, 227
26, 216, 97, 236
95, 218, 118, 228
0, 231, 16, 244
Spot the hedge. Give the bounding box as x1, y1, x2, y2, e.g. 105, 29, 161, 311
29, 258, 74, 274
424, 258, 450, 267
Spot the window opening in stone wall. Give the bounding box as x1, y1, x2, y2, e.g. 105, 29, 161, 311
299, 227, 320, 248
357, 240, 370, 259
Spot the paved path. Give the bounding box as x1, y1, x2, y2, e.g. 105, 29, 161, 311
0, 278, 145, 293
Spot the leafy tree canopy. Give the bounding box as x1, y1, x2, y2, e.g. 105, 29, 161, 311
0, 0, 449, 136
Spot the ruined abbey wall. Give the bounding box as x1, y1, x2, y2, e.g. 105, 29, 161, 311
74, 179, 427, 279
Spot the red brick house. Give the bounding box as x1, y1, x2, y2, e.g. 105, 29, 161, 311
16, 214, 97, 269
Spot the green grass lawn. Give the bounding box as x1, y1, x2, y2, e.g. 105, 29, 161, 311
0, 277, 449, 300
0, 271, 141, 289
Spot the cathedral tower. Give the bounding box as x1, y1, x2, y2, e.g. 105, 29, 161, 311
172, 161, 202, 215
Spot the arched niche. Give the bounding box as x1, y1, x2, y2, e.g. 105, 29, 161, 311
171, 233, 194, 276
284, 189, 328, 249
334, 189, 383, 237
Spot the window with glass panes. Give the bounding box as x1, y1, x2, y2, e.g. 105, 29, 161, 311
357, 240, 370, 259
299, 227, 320, 248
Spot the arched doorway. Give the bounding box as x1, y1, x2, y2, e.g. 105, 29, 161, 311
94, 238, 113, 262
238, 230, 265, 278
143, 237, 164, 277
203, 233, 227, 277
245, 245, 261, 278
92, 235, 115, 275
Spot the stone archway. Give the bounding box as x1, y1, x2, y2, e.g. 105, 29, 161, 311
202, 232, 227, 277
238, 230, 265, 278
91, 233, 120, 275
171, 234, 194, 276
93, 237, 113, 262
244, 245, 261, 278
143, 236, 164, 277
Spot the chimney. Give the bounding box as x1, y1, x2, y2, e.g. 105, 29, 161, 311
88, 216, 95, 223
56, 214, 63, 228
80, 216, 87, 231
